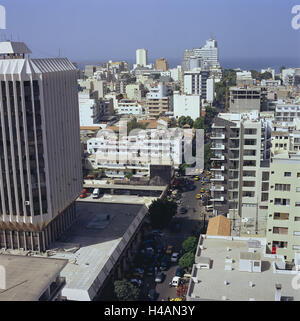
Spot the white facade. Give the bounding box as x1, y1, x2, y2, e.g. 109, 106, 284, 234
282, 68, 295, 86
87, 128, 184, 177
173, 93, 201, 120
191, 38, 220, 69
125, 83, 143, 101
79, 90, 97, 126
147, 82, 168, 99
184, 69, 210, 102
136, 48, 148, 67
116, 99, 144, 115
169, 66, 182, 82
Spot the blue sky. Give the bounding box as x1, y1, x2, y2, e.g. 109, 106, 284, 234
0, 0, 299, 64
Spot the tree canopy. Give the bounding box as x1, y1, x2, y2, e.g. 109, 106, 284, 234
193, 117, 205, 129
178, 116, 194, 128
114, 279, 140, 301
178, 251, 195, 269
127, 117, 148, 135
182, 236, 197, 253
148, 199, 177, 229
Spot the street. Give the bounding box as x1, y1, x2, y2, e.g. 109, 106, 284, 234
141, 176, 211, 301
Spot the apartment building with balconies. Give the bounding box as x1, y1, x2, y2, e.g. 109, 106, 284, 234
210, 112, 271, 236
266, 154, 300, 261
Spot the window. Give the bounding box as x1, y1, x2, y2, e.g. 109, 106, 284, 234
242, 191, 255, 197
274, 212, 289, 220
274, 198, 290, 206
294, 231, 300, 236
243, 181, 255, 187
273, 227, 288, 234
243, 160, 256, 167
298, 173, 300, 178
296, 187, 300, 192
295, 217, 300, 222
296, 202, 300, 207
275, 184, 291, 191
284, 172, 291, 177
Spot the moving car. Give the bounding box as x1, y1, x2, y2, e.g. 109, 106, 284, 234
171, 252, 180, 263
200, 187, 205, 193
196, 194, 201, 199
155, 272, 165, 283
194, 176, 199, 181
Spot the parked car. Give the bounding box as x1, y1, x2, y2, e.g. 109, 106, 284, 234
175, 223, 181, 232
133, 268, 144, 278
92, 188, 100, 199
155, 272, 165, 283
130, 279, 143, 287
171, 252, 180, 263
148, 289, 157, 301
179, 207, 187, 214
166, 245, 173, 255
160, 255, 170, 271
195, 194, 201, 199
169, 276, 181, 287
175, 267, 184, 277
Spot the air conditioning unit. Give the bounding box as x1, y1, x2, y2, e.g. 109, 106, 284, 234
25, 201, 30, 206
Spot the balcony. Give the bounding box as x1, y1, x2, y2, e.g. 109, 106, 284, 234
211, 175, 224, 181
211, 185, 225, 191
211, 196, 224, 202
210, 166, 224, 171
211, 144, 225, 150
211, 133, 225, 139
211, 154, 225, 161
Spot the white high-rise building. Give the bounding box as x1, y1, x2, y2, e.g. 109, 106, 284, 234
0, 42, 82, 251
136, 48, 148, 67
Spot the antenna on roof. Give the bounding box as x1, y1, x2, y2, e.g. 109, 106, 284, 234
58, 48, 61, 58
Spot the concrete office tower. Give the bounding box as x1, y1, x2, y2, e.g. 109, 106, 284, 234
210, 112, 271, 236
156, 58, 168, 71
136, 48, 148, 67
0, 42, 82, 251
193, 38, 220, 69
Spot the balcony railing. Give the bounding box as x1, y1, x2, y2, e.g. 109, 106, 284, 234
211, 144, 225, 150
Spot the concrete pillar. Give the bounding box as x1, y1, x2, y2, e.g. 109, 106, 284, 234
23, 232, 27, 251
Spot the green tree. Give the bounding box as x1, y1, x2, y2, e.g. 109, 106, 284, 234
169, 117, 178, 128
193, 117, 205, 129
124, 172, 133, 180
178, 251, 195, 269
204, 142, 212, 169
204, 106, 218, 130
214, 69, 236, 106
182, 236, 197, 253
114, 279, 140, 301
127, 117, 148, 135
178, 116, 194, 128
148, 199, 177, 229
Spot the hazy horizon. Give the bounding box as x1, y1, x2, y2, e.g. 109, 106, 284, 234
1, 0, 299, 69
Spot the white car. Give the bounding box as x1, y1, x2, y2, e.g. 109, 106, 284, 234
169, 276, 181, 287
171, 252, 180, 263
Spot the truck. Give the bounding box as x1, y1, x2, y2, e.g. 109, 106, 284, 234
92, 188, 100, 199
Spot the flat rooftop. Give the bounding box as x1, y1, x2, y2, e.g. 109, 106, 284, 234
77, 193, 157, 207
0, 255, 67, 301
188, 236, 300, 301
48, 202, 147, 301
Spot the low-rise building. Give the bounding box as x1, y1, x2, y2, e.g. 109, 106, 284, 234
116, 99, 144, 115
187, 235, 300, 301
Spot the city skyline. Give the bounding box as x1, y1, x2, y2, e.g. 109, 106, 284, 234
0, 0, 299, 65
